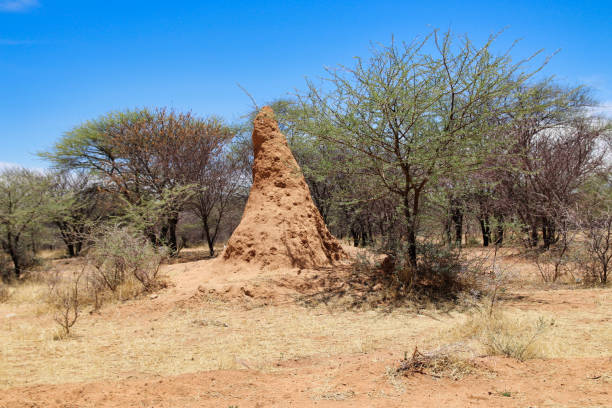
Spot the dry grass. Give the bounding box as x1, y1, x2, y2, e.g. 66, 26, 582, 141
37, 249, 67, 260
0, 284, 10, 303
448, 308, 555, 360
394, 345, 485, 380
0, 292, 442, 389
438, 290, 612, 360
1, 252, 611, 391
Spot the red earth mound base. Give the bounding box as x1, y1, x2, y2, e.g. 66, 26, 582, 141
222, 106, 345, 269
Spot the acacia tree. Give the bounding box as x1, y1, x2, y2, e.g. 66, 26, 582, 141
49, 171, 112, 257
0, 168, 55, 279
495, 85, 607, 249
575, 172, 612, 284
300, 30, 546, 270
43, 109, 235, 253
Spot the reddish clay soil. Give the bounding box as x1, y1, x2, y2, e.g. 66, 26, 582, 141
2, 353, 610, 408
222, 106, 345, 270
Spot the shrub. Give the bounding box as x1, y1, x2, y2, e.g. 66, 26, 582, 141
453, 309, 553, 360
381, 241, 475, 294
416, 243, 465, 290
87, 225, 167, 294
47, 269, 83, 338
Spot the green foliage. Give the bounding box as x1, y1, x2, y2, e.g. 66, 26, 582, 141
87, 225, 167, 293
298, 29, 549, 267
41, 108, 236, 252
115, 184, 195, 243
48, 170, 112, 257
40, 110, 143, 171
383, 241, 468, 292
0, 167, 58, 279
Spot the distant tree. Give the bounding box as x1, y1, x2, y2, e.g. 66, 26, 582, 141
0, 167, 55, 279
300, 29, 547, 270
42, 108, 235, 253
188, 151, 245, 256
575, 171, 612, 284
49, 171, 112, 257
496, 85, 608, 249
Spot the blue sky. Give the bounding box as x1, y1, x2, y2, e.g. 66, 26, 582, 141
1, 0, 611, 168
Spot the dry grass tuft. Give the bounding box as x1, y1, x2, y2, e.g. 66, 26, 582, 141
448, 306, 555, 360
0, 284, 10, 303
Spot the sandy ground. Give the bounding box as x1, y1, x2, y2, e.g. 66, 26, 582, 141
3, 355, 610, 408
0, 246, 610, 408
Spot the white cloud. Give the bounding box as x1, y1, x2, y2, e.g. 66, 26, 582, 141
588, 102, 612, 119
0, 162, 22, 170
0, 0, 39, 12
0, 162, 47, 174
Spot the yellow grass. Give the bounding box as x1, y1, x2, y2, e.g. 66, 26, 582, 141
37, 249, 67, 260
0, 287, 443, 388
437, 290, 612, 359
1, 259, 610, 390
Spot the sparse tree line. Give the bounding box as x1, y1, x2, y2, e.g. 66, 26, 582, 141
1, 29, 611, 287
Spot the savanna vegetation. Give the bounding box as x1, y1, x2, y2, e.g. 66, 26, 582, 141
2, 30, 609, 288
1, 30, 611, 406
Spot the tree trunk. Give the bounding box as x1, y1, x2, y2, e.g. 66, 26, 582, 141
202, 217, 215, 257
166, 214, 179, 254
494, 215, 504, 246
450, 199, 463, 247
529, 222, 539, 248
542, 219, 557, 249
350, 226, 359, 247
403, 192, 418, 271
444, 218, 452, 246
360, 228, 369, 247
479, 217, 491, 247
8, 246, 21, 279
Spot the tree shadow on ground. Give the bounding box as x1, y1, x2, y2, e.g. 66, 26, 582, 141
292, 263, 475, 314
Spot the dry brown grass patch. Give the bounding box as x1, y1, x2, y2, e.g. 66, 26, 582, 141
446, 305, 557, 360
0, 284, 10, 303
395, 344, 486, 380
0, 302, 442, 388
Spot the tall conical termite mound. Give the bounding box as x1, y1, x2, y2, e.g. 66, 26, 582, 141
222, 106, 345, 269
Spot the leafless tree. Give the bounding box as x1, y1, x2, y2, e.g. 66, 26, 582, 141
189, 151, 246, 256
